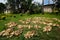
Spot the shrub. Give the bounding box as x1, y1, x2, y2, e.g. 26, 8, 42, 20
0, 16, 6, 20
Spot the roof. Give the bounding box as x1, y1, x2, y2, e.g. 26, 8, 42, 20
43, 4, 55, 6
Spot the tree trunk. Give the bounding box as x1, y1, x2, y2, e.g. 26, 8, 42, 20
42, 0, 44, 14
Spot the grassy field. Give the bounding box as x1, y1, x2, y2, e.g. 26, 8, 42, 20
0, 13, 60, 40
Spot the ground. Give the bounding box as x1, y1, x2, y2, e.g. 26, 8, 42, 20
0, 13, 60, 40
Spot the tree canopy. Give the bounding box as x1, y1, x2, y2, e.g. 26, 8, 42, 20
52, 0, 60, 12
0, 3, 6, 13
7, 0, 41, 13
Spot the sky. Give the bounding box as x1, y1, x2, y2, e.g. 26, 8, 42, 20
0, 0, 53, 5
0, 0, 7, 4
34, 0, 53, 5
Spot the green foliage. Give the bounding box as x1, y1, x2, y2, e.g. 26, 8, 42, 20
0, 14, 6, 20
52, 0, 60, 12
1, 16, 6, 20
7, 0, 41, 14
0, 3, 6, 13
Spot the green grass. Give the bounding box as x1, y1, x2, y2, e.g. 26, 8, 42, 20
0, 13, 60, 40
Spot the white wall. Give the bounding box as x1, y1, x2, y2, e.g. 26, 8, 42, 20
43, 6, 52, 12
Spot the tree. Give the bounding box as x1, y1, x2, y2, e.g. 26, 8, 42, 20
7, 0, 16, 13
29, 2, 41, 14
42, 0, 44, 14
7, 0, 41, 14
52, 0, 60, 12
7, 0, 34, 13
20, 0, 33, 13
0, 3, 6, 13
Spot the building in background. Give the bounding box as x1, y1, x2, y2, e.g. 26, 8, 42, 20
43, 4, 54, 12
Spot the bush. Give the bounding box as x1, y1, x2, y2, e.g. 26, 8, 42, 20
0, 16, 6, 20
